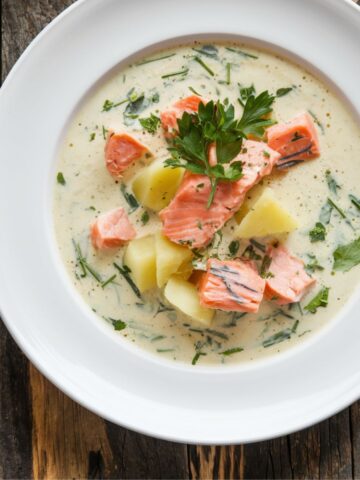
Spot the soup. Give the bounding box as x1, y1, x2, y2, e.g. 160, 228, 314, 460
53, 42, 360, 365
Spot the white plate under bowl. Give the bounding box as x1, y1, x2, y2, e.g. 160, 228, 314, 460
0, 0, 359, 444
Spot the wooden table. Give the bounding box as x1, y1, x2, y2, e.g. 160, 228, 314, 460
1, 1, 360, 478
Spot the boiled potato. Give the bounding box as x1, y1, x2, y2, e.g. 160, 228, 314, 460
155, 232, 193, 287
132, 159, 184, 211
235, 184, 264, 223
164, 276, 214, 326
235, 187, 298, 238
123, 236, 156, 292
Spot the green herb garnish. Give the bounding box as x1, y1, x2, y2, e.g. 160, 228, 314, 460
189, 86, 202, 96
225, 47, 258, 59
228, 240, 240, 257
262, 327, 293, 348
326, 170, 340, 196
89, 133, 96, 142
57, 172, 66, 185
164, 91, 275, 207
120, 184, 139, 213
349, 194, 360, 211
219, 347, 244, 356
111, 319, 127, 331
194, 56, 215, 76
72, 240, 102, 282
327, 197, 346, 219
276, 87, 293, 97
308, 110, 324, 133
192, 45, 218, 57
309, 222, 326, 242
319, 201, 333, 224
260, 254, 272, 278
137, 53, 176, 65
141, 211, 150, 225
226, 63, 231, 85
333, 237, 360, 272
305, 254, 324, 273
191, 351, 207, 365
113, 262, 142, 299
102, 98, 128, 112
139, 114, 160, 134
101, 274, 117, 289
102, 125, 108, 140
304, 287, 329, 313
161, 68, 189, 79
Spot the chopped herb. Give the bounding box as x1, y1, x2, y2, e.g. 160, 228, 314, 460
151, 335, 166, 342
238, 84, 256, 105
137, 53, 176, 65
111, 319, 127, 331
276, 87, 293, 97
72, 240, 102, 282
260, 255, 272, 278
225, 47, 258, 59
319, 201, 333, 224
101, 274, 117, 289
189, 86, 202, 96
205, 328, 229, 340
192, 45, 218, 57
228, 240, 240, 257
164, 92, 275, 207
151, 92, 160, 103
89, 132, 96, 142
333, 237, 360, 272
161, 68, 189, 79
226, 63, 231, 85
308, 110, 324, 133
139, 113, 160, 134
249, 239, 266, 252
57, 172, 66, 185
154, 302, 175, 316
309, 222, 326, 242
124, 90, 148, 123
305, 254, 324, 273
304, 287, 329, 313
192, 351, 207, 365
263, 150, 270, 158
194, 56, 215, 76
242, 244, 261, 260
113, 262, 142, 299
157, 348, 175, 353
262, 327, 293, 348
219, 347, 244, 356
349, 194, 360, 211
102, 125, 108, 140
325, 170, 340, 196
327, 197, 346, 219
120, 184, 139, 213
141, 210, 150, 225
102, 98, 128, 112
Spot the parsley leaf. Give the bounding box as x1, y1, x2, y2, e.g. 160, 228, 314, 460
141, 211, 150, 225
228, 240, 240, 257
139, 114, 160, 134
333, 237, 360, 272
309, 222, 326, 242
276, 87, 293, 97
111, 319, 127, 331
325, 170, 340, 196
164, 92, 275, 207
304, 287, 329, 313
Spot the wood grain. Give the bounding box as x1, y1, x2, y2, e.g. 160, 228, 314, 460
1, 0, 360, 479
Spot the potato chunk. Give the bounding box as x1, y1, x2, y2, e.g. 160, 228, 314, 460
164, 276, 214, 326
155, 232, 193, 287
123, 236, 156, 292
234, 187, 298, 238
132, 159, 184, 211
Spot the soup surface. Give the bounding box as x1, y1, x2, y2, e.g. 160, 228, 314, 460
54, 42, 360, 365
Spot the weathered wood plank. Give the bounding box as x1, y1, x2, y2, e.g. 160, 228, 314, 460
0, 320, 33, 479
188, 445, 244, 479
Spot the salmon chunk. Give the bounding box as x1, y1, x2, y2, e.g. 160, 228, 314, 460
105, 132, 151, 178
160, 140, 280, 248
267, 112, 320, 169
264, 244, 316, 304
160, 95, 205, 137
91, 207, 136, 250
199, 258, 266, 313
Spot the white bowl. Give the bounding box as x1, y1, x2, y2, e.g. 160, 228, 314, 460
0, 0, 359, 444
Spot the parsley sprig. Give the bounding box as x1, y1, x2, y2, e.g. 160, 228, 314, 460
164, 91, 275, 207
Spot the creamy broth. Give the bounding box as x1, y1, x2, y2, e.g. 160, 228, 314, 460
53, 42, 360, 365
